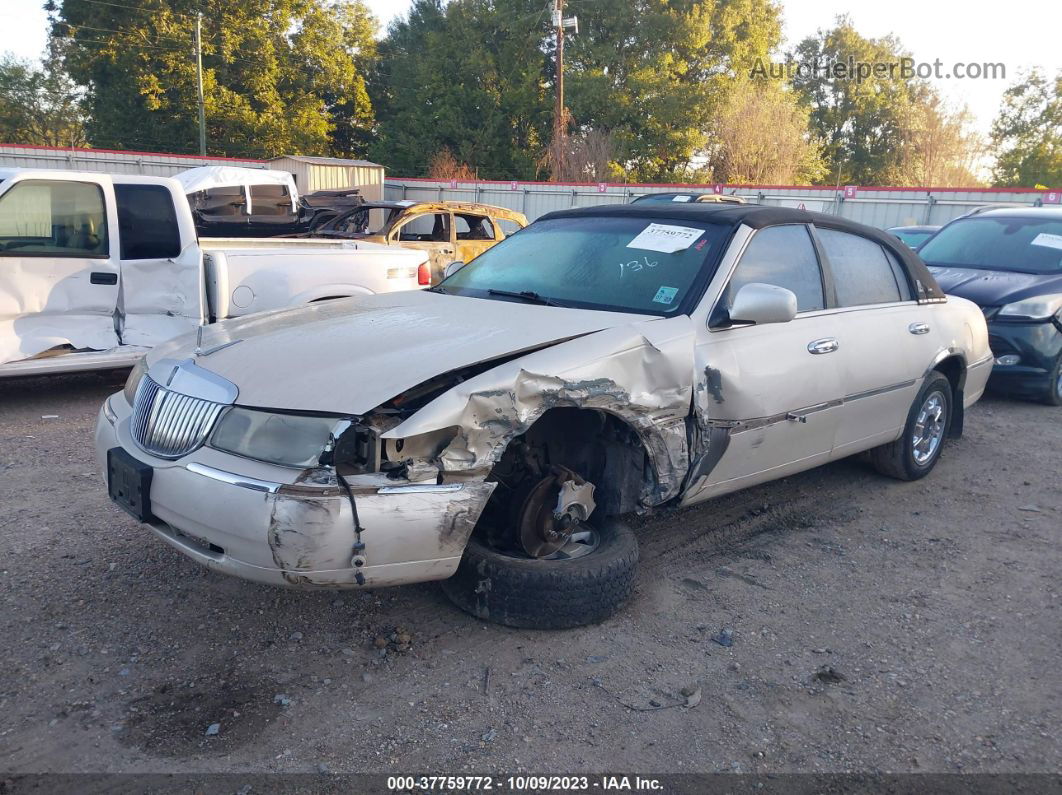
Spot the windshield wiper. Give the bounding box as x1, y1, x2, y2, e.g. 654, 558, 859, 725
486, 288, 563, 307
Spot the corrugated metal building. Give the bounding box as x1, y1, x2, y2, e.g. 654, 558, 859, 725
0, 143, 267, 175
385, 177, 1058, 230
0, 146, 387, 201
268, 155, 385, 200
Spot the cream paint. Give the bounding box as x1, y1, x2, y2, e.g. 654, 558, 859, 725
93, 217, 994, 591
150, 290, 654, 414
384, 315, 696, 504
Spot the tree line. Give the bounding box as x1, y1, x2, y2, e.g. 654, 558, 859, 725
0, 0, 1059, 187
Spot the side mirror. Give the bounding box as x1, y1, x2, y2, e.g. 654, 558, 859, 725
729, 282, 798, 325
443, 260, 465, 280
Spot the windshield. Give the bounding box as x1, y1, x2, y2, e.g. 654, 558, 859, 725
436, 215, 728, 315
891, 229, 934, 248
919, 216, 1062, 275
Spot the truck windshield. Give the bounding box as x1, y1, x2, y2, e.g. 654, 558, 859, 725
436, 215, 727, 315
919, 216, 1062, 275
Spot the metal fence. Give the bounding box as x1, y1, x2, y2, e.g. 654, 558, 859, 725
0, 144, 267, 177
385, 178, 1057, 231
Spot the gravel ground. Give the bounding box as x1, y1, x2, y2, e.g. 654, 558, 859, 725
0, 371, 1058, 776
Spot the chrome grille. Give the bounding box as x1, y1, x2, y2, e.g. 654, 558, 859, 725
130, 377, 225, 459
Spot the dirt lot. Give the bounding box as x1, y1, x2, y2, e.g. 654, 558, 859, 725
0, 371, 1058, 777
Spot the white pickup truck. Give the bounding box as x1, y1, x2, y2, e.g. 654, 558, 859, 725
0, 168, 429, 377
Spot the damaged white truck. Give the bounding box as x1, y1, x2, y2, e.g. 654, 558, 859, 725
0, 168, 429, 376
96, 204, 993, 628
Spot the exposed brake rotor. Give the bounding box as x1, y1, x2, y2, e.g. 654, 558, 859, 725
518, 466, 597, 558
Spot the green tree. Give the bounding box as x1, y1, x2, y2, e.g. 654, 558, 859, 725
791, 18, 987, 187
790, 17, 922, 184
564, 0, 783, 181
370, 0, 784, 181
369, 0, 551, 179
704, 79, 826, 184
53, 0, 377, 157
990, 69, 1062, 187
0, 43, 87, 147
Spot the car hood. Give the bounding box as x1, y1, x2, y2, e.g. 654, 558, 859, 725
927, 266, 1062, 307
146, 291, 651, 415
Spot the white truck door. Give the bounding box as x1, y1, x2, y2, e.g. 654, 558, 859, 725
0, 173, 121, 366
113, 178, 205, 347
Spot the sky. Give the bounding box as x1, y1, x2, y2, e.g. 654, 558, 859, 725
2, 0, 1060, 138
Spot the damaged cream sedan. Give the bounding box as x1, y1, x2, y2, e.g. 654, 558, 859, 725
96, 204, 992, 628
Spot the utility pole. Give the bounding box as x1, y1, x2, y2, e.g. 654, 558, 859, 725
195, 12, 206, 155
553, 0, 565, 152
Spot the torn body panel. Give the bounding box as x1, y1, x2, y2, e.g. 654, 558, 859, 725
384, 316, 696, 507
97, 391, 498, 588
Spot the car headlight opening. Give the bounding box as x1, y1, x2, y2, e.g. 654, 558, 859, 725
123, 357, 148, 406
997, 293, 1062, 321
210, 408, 349, 468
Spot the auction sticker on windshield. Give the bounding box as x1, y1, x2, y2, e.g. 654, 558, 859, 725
652, 286, 679, 304
627, 223, 704, 253
1030, 232, 1062, 251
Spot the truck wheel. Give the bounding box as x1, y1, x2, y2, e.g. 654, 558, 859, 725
1042, 353, 1062, 406
441, 468, 638, 629
869, 372, 953, 481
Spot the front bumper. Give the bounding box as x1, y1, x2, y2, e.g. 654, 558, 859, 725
95, 394, 495, 589
986, 318, 1062, 398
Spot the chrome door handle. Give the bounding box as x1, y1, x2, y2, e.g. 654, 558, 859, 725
908, 322, 930, 335
807, 338, 839, 355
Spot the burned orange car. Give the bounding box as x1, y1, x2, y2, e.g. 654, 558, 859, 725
302, 200, 528, 285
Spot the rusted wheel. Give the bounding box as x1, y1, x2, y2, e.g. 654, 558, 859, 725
442, 466, 638, 629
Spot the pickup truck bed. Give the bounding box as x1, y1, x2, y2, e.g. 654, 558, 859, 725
0, 169, 428, 377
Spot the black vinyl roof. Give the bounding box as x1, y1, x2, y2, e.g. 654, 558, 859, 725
541, 203, 946, 302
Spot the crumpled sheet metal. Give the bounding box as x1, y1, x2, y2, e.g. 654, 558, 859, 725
0, 257, 120, 364
385, 316, 695, 505
1, 249, 203, 366
118, 247, 205, 348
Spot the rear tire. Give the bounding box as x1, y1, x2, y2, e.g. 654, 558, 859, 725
441, 519, 638, 629
870, 373, 953, 481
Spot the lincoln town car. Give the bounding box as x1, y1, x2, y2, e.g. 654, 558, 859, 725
96, 205, 992, 628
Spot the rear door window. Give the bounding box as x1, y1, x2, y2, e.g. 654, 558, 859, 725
195, 185, 245, 217
494, 218, 523, 237
817, 228, 905, 306
249, 184, 292, 217
396, 212, 450, 242
455, 214, 495, 240
115, 184, 181, 260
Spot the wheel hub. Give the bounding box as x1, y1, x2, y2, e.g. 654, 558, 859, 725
518, 467, 597, 558
911, 390, 946, 466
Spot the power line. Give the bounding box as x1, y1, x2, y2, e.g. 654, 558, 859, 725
73, 0, 201, 21
62, 33, 272, 70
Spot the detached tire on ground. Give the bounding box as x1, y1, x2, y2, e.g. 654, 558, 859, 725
441, 519, 639, 629
869, 372, 953, 481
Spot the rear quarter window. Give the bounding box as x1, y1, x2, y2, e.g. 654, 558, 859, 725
115, 184, 181, 260
817, 228, 906, 306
